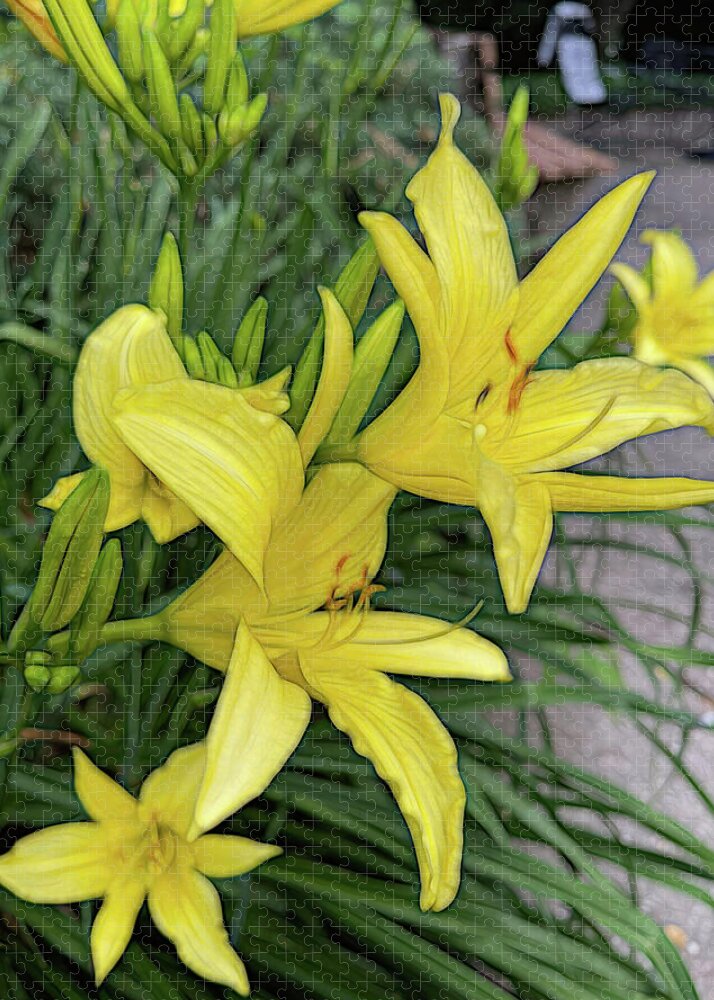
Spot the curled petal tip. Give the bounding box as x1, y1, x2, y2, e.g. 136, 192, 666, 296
437, 93, 461, 145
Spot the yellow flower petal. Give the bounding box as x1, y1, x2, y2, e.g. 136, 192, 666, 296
72, 748, 138, 825
139, 743, 207, 839
541, 471, 714, 511
91, 877, 146, 986
277, 609, 510, 682
139, 476, 200, 545
301, 659, 465, 911
193, 621, 311, 836
357, 211, 440, 353
113, 378, 304, 590
73, 305, 186, 528
159, 551, 259, 672
487, 359, 714, 474
642, 229, 698, 301
609, 262, 652, 313
235, 0, 340, 38
298, 288, 354, 466
0, 823, 109, 903
406, 93, 518, 395
313, 611, 511, 681
148, 868, 249, 996
264, 462, 395, 618
672, 357, 714, 397
478, 470, 553, 614
191, 834, 281, 878
510, 172, 654, 364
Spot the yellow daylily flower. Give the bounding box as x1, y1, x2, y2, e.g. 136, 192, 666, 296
143, 462, 510, 912
5, 0, 67, 62
611, 229, 714, 396
0, 744, 280, 995
40, 303, 304, 589
356, 94, 714, 614
234, 0, 342, 38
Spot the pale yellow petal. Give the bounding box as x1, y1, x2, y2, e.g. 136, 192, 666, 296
406, 93, 518, 395
264, 462, 395, 618
280, 610, 511, 681
298, 288, 354, 466
74, 304, 185, 503
487, 358, 714, 474
511, 172, 654, 363
39, 470, 144, 532
357, 211, 441, 351
541, 471, 714, 511
113, 378, 304, 590
149, 869, 249, 995
361, 411, 477, 507
642, 229, 698, 300
673, 357, 714, 397
191, 834, 281, 878
91, 877, 146, 985
301, 659, 465, 911
692, 270, 714, 308
158, 551, 256, 672
0, 824, 110, 903
478, 470, 553, 614
140, 476, 200, 545
236, 0, 340, 39
193, 621, 311, 836
609, 262, 652, 313
356, 214, 450, 453
72, 748, 138, 825
139, 743, 207, 839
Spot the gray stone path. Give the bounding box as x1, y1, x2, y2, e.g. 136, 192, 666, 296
529, 107, 714, 990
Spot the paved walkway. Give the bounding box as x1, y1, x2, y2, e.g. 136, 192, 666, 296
530, 107, 714, 988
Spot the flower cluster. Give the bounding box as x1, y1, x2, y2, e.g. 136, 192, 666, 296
2, 91, 714, 995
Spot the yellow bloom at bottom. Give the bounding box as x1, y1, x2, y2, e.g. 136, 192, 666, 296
0, 745, 279, 994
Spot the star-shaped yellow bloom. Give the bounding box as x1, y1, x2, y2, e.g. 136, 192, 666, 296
142, 461, 510, 913
40, 303, 304, 590
0, 744, 280, 994
355, 94, 714, 614
612, 229, 714, 397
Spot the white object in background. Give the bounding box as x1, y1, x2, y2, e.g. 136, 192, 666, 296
537, 2, 607, 106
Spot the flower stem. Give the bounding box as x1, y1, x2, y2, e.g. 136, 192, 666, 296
101, 616, 165, 646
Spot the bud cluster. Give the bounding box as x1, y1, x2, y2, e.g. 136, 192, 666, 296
4, 469, 123, 694
43, 0, 266, 180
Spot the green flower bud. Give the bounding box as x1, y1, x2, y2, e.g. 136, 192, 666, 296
288, 238, 379, 430
143, 28, 182, 142
197, 331, 222, 382
115, 0, 144, 83
203, 0, 238, 115
180, 93, 205, 158
149, 232, 184, 346
69, 538, 123, 663
232, 296, 267, 382
321, 299, 404, 448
